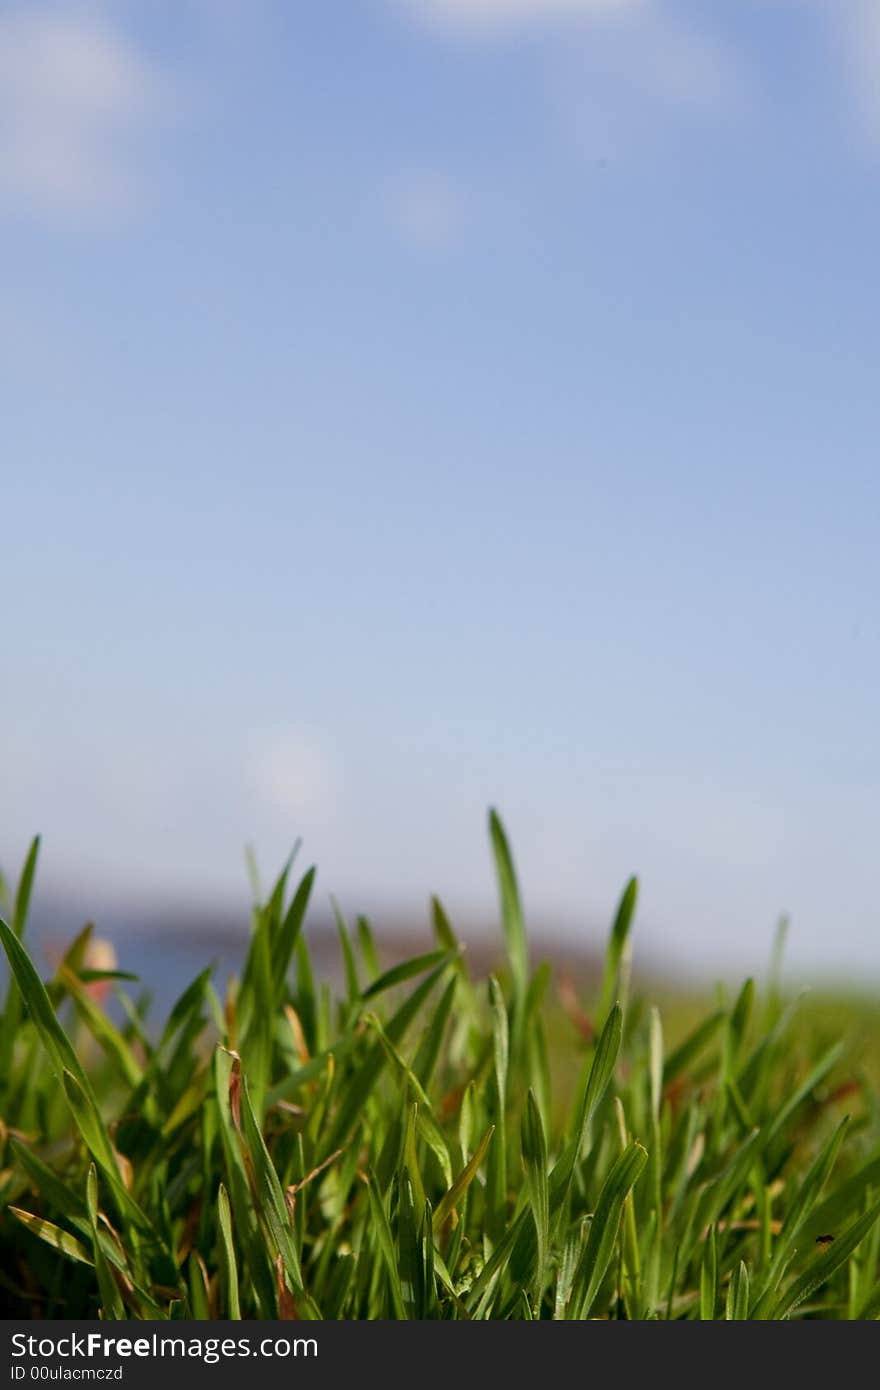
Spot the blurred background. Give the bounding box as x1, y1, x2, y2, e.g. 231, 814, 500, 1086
2, 1, 879, 990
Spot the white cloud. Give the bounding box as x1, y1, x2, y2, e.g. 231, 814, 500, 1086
391, 0, 643, 38
761, 1, 880, 149
384, 170, 471, 253
0, 7, 171, 218
389, 0, 749, 159
245, 730, 340, 827
641, 20, 747, 113
549, 9, 749, 156
838, 0, 880, 143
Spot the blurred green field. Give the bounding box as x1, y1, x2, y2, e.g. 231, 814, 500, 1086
2, 819, 879, 1320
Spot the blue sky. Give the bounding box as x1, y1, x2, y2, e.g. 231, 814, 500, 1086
2, 0, 879, 975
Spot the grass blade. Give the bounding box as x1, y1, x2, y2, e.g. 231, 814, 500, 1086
488, 809, 528, 1020
521, 1090, 549, 1297
9, 1208, 93, 1268
571, 1142, 647, 1319
774, 1200, 880, 1320
726, 1261, 750, 1320
217, 1183, 241, 1319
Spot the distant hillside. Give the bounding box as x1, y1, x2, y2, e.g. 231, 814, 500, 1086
13, 894, 610, 1017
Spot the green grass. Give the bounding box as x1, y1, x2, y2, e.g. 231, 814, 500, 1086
1, 813, 879, 1320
